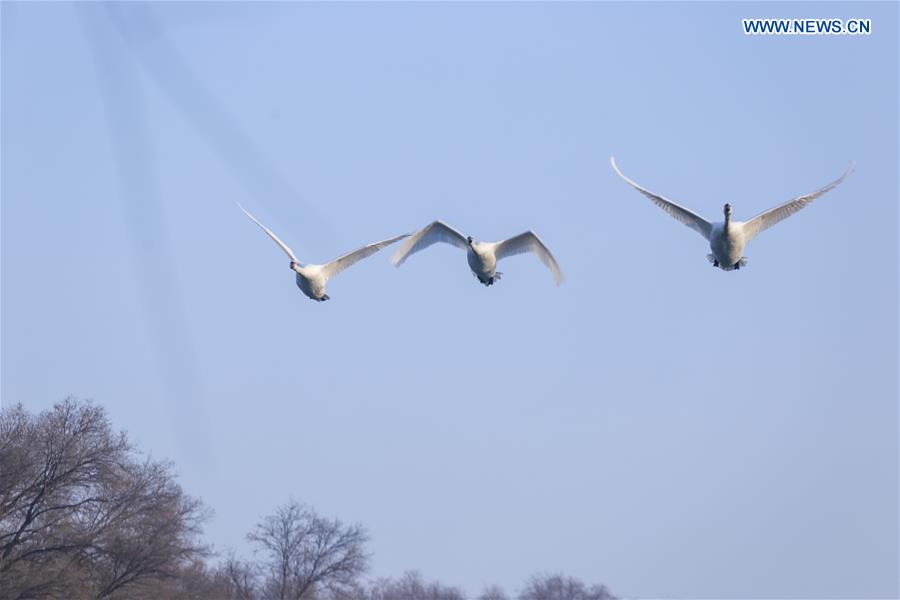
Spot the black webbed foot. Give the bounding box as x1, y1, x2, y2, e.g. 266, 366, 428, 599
713, 259, 719, 268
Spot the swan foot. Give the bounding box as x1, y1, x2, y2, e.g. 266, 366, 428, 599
708, 254, 748, 271
320, 294, 330, 302
480, 273, 502, 286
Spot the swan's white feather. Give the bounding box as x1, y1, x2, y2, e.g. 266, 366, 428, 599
391, 220, 468, 267
610, 157, 712, 240
238, 203, 299, 263
742, 161, 854, 241
494, 231, 564, 286
321, 233, 410, 281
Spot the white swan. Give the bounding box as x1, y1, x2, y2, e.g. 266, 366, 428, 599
391, 220, 563, 286
610, 157, 854, 271
239, 204, 409, 301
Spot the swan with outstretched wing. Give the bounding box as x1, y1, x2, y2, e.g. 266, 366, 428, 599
239, 204, 408, 301
391, 220, 563, 286
610, 157, 853, 271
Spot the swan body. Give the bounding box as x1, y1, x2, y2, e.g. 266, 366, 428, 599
707, 221, 746, 270
239, 204, 409, 301
610, 157, 854, 271
464, 242, 495, 284
392, 220, 563, 286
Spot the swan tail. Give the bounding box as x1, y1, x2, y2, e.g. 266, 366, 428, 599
474, 271, 503, 286
707, 255, 749, 271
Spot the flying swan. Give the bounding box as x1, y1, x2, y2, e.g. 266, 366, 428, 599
610, 157, 854, 271
239, 204, 409, 301
391, 220, 563, 286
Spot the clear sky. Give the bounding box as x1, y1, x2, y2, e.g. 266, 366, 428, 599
2, 2, 897, 598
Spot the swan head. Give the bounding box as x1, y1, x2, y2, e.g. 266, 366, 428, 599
723, 203, 732, 217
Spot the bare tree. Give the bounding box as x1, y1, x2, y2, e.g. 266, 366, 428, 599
0, 398, 208, 599
217, 551, 260, 600
248, 499, 369, 600
365, 571, 466, 600
480, 583, 510, 600
518, 573, 616, 600
2, 401, 623, 600
138, 557, 235, 600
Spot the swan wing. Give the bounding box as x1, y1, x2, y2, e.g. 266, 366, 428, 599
494, 231, 564, 286
742, 162, 854, 241
238, 203, 299, 263
391, 220, 469, 267
321, 233, 410, 281
610, 157, 712, 240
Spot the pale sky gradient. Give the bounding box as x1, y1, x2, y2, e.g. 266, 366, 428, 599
2, 2, 898, 598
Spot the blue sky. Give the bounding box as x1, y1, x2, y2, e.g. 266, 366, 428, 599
2, 2, 897, 598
